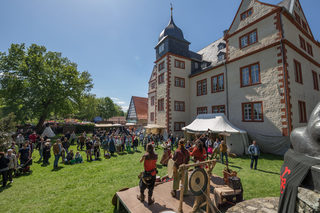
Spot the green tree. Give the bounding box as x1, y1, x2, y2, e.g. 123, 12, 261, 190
0, 44, 92, 131
0, 113, 16, 151
76, 94, 98, 121
97, 97, 117, 119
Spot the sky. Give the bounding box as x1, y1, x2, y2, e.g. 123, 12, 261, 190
1, 0, 319, 112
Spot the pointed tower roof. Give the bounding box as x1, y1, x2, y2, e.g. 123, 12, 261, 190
158, 5, 189, 43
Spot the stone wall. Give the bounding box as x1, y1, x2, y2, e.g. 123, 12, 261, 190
295, 187, 320, 213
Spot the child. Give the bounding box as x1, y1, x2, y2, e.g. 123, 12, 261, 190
75, 152, 83, 163
66, 150, 75, 164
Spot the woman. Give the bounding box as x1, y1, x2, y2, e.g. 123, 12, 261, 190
160, 142, 172, 166
190, 140, 206, 163
125, 135, 131, 152
38, 137, 45, 162
133, 136, 139, 152
43, 141, 51, 165
137, 143, 158, 205
102, 135, 109, 156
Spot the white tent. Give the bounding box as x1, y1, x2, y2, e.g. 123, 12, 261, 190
183, 113, 249, 155
41, 126, 55, 138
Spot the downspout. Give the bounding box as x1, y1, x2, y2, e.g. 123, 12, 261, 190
279, 9, 291, 135
224, 60, 230, 120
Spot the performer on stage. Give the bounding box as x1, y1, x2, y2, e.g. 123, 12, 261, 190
171, 139, 190, 197
137, 143, 158, 205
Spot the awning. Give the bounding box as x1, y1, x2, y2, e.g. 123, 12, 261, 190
182, 113, 246, 134
144, 124, 167, 129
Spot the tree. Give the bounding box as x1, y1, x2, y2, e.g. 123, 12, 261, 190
0, 44, 93, 131
0, 113, 16, 151
76, 94, 98, 121
97, 97, 117, 119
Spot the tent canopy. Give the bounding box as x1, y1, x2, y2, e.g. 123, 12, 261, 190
144, 124, 166, 129
182, 113, 246, 134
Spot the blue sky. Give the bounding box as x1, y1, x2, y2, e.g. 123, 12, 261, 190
1, 0, 319, 111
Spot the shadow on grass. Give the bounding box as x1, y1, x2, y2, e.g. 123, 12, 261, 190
156, 164, 163, 169
118, 152, 127, 156
0, 184, 12, 193
127, 151, 135, 155
257, 169, 280, 175
51, 166, 64, 172
41, 163, 50, 167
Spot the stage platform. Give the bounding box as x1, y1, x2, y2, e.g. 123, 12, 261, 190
115, 174, 242, 213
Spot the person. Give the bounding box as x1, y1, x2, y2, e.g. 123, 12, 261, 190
125, 135, 131, 152
171, 139, 190, 197
109, 135, 116, 156
7, 149, 17, 183
220, 140, 228, 165
70, 131, 76, 145
18, 143, 31, 172
133, 136, 139, 152
102, 136, 109, 156
53, 140, 62, 169
143, 136, 148, 151
43, 141, 51, 165
160, 142, 171, 166
38, 137, 45, 162
93, 139, 100, 160
248, 140, 260, 170
85, 138, 93, 161
212, 138, 221, 159
0, 152, 10, 187
66, 150, 74, 164
62, 137, 70, 154
78, 133, 86, 151
190, 140, 206, 163
139, 132, 144, 146
16, 133, 25, 148
137, 143, 158, 205
75, 152, 83, 163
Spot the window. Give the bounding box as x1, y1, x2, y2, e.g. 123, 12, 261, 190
197, 107, 208, 115
240, 63, 260, 87
294, 60, 303, 84
242, 102, 263, 122
212, 105, 225, 114
239, 30, 257, 48
302, 20, 307, 32
218, 43, 226, 51
158, 99, 164, 111
197, 79, 207, 96
211, 74, 224, 93
195, 62, 199, 69
159, 43, 165, 53
151, 96, 155, 106
174, 59, 185, 69
174, 101, 185, 112
294, 12, 301, 25
158, 61, 165, 71
217, 53, 225, 61
298, 101, 307, 123
306, 43, 313, 56
299, 36, 306, 50
174, 77, 185, 88
312, 71, 319, 91
174, 122, 185, 132
150, 112, 154, 121
240, 8, 253, 21
158, 73, 165, 84
151, 81, 156, 89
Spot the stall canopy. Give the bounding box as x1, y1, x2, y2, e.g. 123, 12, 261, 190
183, 113, 249, 155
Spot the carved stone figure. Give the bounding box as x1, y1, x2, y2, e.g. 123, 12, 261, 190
291, 102, 320, 157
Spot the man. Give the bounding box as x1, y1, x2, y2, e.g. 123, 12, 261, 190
78, 133, 86, 151
18, 143, 31, 172
85, 138, 93, 161
6, 149, 17, 183
248, 140, 260, 170
220, 140, 228, 165
212, 138, 221, 159
0, 152, 9, 187
171, 139, 190, 197
53, 140, 62, 169
16, 133, 25, 148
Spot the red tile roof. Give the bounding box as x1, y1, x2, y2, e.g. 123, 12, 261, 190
132, 96, 148, 120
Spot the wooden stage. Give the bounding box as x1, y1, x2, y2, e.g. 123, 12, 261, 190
115, 175, 242, 213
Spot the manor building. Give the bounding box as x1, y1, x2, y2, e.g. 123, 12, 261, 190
147, 0, 320, 145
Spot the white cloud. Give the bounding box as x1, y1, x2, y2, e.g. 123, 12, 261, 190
122, 105, 129, 111
111, 97, 120, 101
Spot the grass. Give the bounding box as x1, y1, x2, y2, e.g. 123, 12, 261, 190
0, 145, 283, 213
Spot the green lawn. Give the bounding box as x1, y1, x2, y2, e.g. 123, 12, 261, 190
0, 145, 283, 213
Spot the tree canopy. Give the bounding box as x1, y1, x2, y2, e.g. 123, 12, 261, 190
0, 44, 93, 131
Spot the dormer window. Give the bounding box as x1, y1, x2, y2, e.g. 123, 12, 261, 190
217, 52, 226, 61
201, 62, 207, 69
241, 8, 253, 21
159, 43, 165, 53
218, 43, 226, 51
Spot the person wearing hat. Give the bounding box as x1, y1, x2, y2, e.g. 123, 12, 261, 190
171, 139, 190, 197
7, 149, 17, 183
137, 143, 158, 205
43, 140, 51, 165
160, 141, 172, 166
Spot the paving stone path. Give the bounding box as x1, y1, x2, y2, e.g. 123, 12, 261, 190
226, 197, 279, 213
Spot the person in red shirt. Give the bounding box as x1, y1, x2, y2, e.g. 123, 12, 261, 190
190, 140, 206, 163
137, 143, 158, 205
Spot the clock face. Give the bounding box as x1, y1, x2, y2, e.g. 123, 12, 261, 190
159, 43, 165, 53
